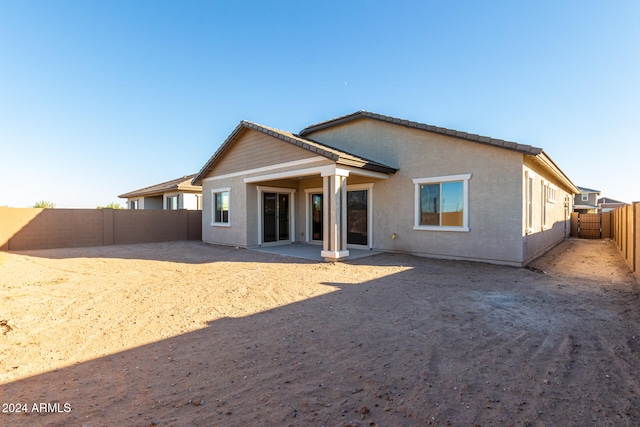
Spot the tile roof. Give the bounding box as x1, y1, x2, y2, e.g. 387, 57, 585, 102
598, 197, 626, 204
300, 110, 544, 156
193, 110, 578, 194
577, 186, 601, 194
192, 121, 398, 184
119, 174, 200, 199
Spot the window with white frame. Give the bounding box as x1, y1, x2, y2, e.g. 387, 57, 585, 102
130, 199, 139, 210
212, 188, 230, 226
547, 185, 556, 203
413, 174, 471, 231
526, 172, 533, 232
581, 193, 588, 202
541, 180, 547, 229
166, 195, 179, 210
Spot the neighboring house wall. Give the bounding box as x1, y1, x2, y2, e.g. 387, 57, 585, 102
581, 193, 598, 206
129, 198, 143, 209
182, 193, 201, 210
574, 189, 599, 211
144, 196, 163, 210
128, 193, 200, 210
120, 174, 202, 210
164, 193, 180, 210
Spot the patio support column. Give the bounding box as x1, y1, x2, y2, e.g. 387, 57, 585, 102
321, 168, 350, 262
322, 175, 329, 252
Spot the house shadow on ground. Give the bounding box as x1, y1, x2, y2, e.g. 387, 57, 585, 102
2, 242, 640, 426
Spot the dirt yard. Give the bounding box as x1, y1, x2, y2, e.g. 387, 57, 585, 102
1, 239, 639, 426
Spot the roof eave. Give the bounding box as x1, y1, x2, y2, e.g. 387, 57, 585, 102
300, 110, 544, 156
193, 120, 398, 184
192, 122, 247, 185
532, 151, 580, 194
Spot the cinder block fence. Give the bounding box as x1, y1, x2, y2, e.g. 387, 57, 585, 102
0, 207, 202, 251
611, 202, 639, 281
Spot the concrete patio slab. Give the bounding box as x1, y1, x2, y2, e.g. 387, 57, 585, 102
249, 243, 381, 261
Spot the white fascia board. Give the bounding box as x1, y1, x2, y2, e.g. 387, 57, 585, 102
203, 157, 327, 182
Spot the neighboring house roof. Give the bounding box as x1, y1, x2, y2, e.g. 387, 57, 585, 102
119, 174, 201, 199
577, 186, 601, 194
192, 120, 398, 185
598, 197, 626, 204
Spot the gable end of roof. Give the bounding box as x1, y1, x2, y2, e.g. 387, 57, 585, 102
192, 120, 398, 185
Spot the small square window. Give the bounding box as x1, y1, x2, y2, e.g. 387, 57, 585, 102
166, 195, 179, 210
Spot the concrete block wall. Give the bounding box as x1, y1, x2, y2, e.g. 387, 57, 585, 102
0, 207, 202, 251
611, 202, 639, 281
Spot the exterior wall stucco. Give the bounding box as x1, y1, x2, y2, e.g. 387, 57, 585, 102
199, 117, 574, 266
200, 130, 334, 248
306, 119, 527, 265
201, 175, 248, 247
181, 192, 201, 210
521, 159, 573, 263
578, 192, 598, 206
143, 196, 163, 210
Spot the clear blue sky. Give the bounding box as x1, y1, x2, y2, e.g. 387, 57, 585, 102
1, 0, 638, 208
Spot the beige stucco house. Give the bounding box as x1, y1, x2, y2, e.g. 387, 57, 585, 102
119, 175, 202, 210
192, 111, 578, 266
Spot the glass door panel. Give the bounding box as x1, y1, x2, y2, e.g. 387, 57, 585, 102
278, 193, 289, 241
347, 190, 368, 245
263, 192, 277, 243
311, 194, 323, 241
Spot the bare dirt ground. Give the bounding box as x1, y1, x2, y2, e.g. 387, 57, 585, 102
1, 238, 639, 427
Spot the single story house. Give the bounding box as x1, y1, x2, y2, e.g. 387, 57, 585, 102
573, 186, 601, 213
192, 111, 579, 266
119, 174, 202, 210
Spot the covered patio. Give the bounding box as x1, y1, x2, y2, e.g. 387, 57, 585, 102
244, 162, 395, 262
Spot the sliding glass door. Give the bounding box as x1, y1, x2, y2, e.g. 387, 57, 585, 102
309, 188, 369, 246
263, 192, 290, 243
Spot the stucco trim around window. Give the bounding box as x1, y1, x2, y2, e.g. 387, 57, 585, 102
413, 174, 471, 232
211, 187, 231, 227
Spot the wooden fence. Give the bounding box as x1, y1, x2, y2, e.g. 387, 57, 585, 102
611, 202, 639, 281
0, 207, 202, 251
570, 212, 611, 239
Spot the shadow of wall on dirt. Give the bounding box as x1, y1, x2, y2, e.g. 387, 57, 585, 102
2, 253, 639, 427
10, 241, 399, 266
0, 207, 202, 252
8, 241, 320, 265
